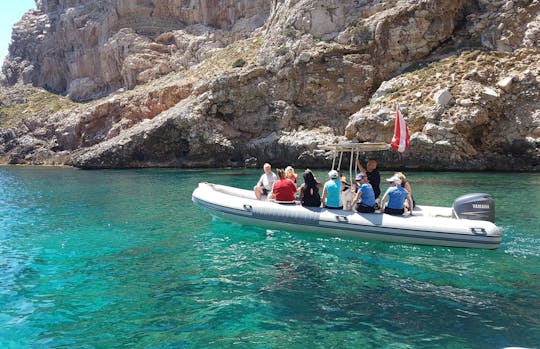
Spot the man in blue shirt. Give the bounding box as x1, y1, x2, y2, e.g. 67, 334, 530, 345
380, 176, 414, 215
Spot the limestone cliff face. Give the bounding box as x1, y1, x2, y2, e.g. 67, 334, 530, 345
0, 0, 539, 171
2, 0, 270, 100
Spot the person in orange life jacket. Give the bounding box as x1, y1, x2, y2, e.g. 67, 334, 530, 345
380, 175, 414, 215
351, 173, 376, 213
321, 170, 342, 209
254, 163, 277, 200
269, 168, 297, 203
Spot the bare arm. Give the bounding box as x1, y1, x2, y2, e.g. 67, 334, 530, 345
321, 185, 327, 207
405, 182, 413, 197
256, 174, 263, 187
379, 193, 388, 213
355, 159, 366, 174
351, 190, 362, 207
268, 182, 276, 200
407, 193, 414, 215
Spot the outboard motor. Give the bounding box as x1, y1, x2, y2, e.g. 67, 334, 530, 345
452, 193, 495, 222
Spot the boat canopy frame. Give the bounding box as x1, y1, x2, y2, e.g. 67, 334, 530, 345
319, 142, 390, 186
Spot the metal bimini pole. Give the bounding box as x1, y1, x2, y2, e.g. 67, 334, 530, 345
348, 146, 355, 187
354, 150, 360, 176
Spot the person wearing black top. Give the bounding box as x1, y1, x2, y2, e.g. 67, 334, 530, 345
299, 169, 322, 207
356, 159, 381, 199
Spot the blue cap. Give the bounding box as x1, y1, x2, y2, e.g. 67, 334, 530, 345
355, 173, 365, 181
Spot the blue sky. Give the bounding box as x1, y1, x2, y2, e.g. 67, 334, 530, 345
0, 0, 36, 64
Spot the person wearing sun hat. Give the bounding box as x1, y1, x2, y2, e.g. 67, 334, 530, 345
321, 170, 342, 209
351, 172, 376, 213
379, 175, 414, 215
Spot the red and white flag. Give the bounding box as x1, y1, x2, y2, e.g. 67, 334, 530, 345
390, 105, 410, 152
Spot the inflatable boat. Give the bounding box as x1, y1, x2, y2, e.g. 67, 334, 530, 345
193, 142, 502, 249
192, 182, 501, 249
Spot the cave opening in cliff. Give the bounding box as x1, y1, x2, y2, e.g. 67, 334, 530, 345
468, 125, 486, 150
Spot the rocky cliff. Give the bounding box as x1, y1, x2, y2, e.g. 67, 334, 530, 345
1, 0, 539, 170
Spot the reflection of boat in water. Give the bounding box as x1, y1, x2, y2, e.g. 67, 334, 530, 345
192, 142, 502, 249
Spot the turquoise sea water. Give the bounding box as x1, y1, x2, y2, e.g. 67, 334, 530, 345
0, 166, 539, 348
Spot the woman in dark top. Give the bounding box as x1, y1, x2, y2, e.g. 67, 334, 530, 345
299, 169, 321, 207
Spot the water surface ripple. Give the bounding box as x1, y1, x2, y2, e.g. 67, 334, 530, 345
0, 167, 538, 348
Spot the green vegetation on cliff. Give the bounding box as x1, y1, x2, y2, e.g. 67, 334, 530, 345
0, 85, 76, 128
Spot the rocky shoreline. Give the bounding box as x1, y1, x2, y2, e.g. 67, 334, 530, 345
1, 0, 538, 171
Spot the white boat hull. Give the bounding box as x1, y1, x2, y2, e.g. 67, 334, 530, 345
192, 182, 501, 249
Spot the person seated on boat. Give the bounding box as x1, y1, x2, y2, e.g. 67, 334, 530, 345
254, 163, 277, 200
321, 170, 343, 209
351, 173, 376, 213
394, 172, 416, 209
339, 171, 350, 192
379, 176, 414, 216
268, 168, 298, 203
356, 158, 381, 200
285, 166, 298, 184
298, 169, 322, 207
339, 173, 356, 210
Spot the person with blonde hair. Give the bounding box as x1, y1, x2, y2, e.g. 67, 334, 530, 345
285, 166, 298, 184
394, 172, 415, 208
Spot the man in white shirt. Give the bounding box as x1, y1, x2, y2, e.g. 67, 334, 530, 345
254, 163, 277, 200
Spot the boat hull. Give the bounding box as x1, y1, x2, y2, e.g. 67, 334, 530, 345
192, 182, 501, 249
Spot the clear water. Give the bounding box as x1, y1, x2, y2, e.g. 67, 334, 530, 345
0, 166, 539, 349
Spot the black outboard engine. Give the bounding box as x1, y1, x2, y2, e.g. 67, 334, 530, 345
452, 193, 495, 222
